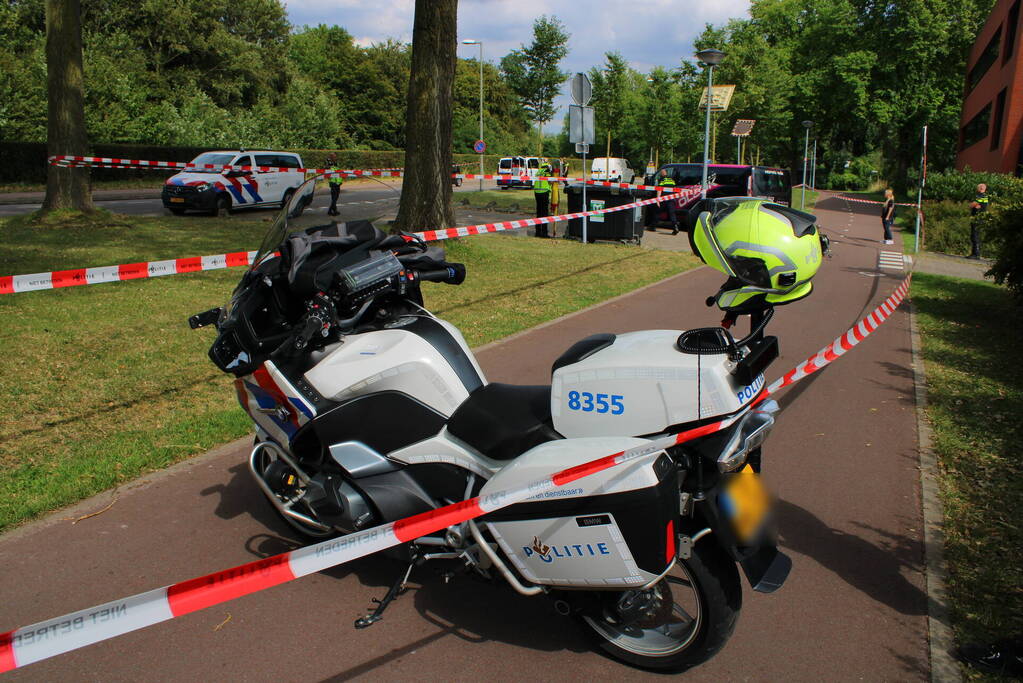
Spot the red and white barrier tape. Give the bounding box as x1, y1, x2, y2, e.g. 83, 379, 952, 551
816, 189, 916, 208
0, 270, 912, 672
48, 155, 699, 194
414, 187, 702, 243
756, 273, 911, 402
0, 188, 703, 295
0, 252, 258, 295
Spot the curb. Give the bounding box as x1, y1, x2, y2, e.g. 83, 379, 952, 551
908, 298, 962, 682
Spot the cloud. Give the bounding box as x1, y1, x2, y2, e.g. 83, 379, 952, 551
283, 0, 751, 130
285, 0, 749, 66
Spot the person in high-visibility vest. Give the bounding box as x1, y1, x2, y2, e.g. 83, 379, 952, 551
968, 182, 989, 259
656, 168, 680, 234
534, 161, 552, 238
549, 160, 565, 238
326, 152, 344, 216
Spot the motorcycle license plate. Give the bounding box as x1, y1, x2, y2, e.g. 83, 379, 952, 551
170, 197, 185, 203
720, 465, 771, 542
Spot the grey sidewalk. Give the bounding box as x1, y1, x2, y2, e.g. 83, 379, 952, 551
913, 250, 994, 281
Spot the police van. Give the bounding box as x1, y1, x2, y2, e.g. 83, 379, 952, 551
162, 150, 306, 216
643, 163, 792, 232
496, 156, 541, 189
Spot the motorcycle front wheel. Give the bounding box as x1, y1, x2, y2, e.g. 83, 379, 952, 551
578, 541, 741, 672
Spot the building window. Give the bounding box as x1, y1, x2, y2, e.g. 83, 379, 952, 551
992, 89, 1007, 150
969, 28, 1002, 91
1005, 0, 1020, 65
962, 103, 992, 150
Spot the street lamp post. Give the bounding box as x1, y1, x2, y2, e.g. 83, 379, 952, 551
462, 40, 484, 191
810, 138, 817, 189
696, 49, 725, 199
801, 120, 813, 210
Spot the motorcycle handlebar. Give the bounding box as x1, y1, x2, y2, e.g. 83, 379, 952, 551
294, 309, 328, 350
413, 263, 466, 285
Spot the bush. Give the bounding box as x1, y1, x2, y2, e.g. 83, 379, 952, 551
823, 153, 877, 191
983, 201, 1023, 303
921, 200, 972, 254
925, 168, 1023, 203
826, 171, 870, 191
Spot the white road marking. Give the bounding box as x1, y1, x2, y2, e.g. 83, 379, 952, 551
879, 250, 905, 271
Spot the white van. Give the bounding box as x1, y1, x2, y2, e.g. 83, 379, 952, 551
162, 150, 305, 216
590, 157, 635, 183
497, 156, 541, 189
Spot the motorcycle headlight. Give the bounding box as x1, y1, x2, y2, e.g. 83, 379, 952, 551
195, 182, 211, 192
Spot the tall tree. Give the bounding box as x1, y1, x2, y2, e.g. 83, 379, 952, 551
392, 0, 457, 232
501, 15, 569, 155
41, 0, 92, 213
588, 52, 628, 158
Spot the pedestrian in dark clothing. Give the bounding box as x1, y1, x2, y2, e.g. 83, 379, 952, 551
968, 182, 989, 259
326, 152, 343, 216
656, 169, 680, 234
533, 162, 552, 237
881, 188, 895, 245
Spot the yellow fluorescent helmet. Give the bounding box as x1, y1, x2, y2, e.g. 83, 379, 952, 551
692, 198, 825, 312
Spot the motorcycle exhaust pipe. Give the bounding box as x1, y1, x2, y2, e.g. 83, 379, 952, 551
249, 441, 333, 533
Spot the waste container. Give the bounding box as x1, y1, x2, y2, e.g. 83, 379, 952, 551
565, 184, 649, 244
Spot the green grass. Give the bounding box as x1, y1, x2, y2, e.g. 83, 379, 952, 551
911, 273, 1023, 671
0, 211, 698, 530
791, 188, 820, 211
457, 188, 537, 212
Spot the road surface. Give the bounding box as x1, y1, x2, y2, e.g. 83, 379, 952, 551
0, 179, 502, 219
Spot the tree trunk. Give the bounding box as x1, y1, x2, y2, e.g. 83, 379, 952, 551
392, 0, 456, 233
41, 0, 93, 213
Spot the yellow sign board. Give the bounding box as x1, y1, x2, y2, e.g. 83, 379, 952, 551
699, 84, 736, 112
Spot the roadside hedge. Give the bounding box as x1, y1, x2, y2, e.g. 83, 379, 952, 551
981, 202, 1023, 303
921, 200, 971, 254
924, 168, 1023, 203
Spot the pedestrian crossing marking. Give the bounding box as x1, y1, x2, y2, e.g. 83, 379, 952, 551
878, 250, 904, 271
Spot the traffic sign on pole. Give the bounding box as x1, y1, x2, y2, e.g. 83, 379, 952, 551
569, 105, 594, 145
473, 140, 486, 154
570, 72, 592, 106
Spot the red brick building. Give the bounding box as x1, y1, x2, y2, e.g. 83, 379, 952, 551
957, 0, 1023, 174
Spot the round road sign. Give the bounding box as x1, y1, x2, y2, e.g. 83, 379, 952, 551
473, 140, 486, 154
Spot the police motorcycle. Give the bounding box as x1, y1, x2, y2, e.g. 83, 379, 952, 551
189, 177, 827, 672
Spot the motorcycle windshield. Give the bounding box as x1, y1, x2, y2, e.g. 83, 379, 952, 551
252, 174, 320, 268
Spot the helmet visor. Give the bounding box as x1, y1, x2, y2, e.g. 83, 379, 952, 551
694, 198, 771, 287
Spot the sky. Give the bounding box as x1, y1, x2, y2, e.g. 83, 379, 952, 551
283, 0, 752, 132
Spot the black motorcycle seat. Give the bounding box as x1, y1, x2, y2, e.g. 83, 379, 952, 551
446, 383, 561, 461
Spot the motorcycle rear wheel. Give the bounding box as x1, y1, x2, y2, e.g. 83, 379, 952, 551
578, 541, 741, 671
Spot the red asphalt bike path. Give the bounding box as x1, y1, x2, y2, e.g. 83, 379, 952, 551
0, 194, 927, 681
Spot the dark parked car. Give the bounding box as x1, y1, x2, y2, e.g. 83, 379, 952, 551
644, 164, 791, 232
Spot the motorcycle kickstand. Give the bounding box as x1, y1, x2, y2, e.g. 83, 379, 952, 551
354, 560, 415, 629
